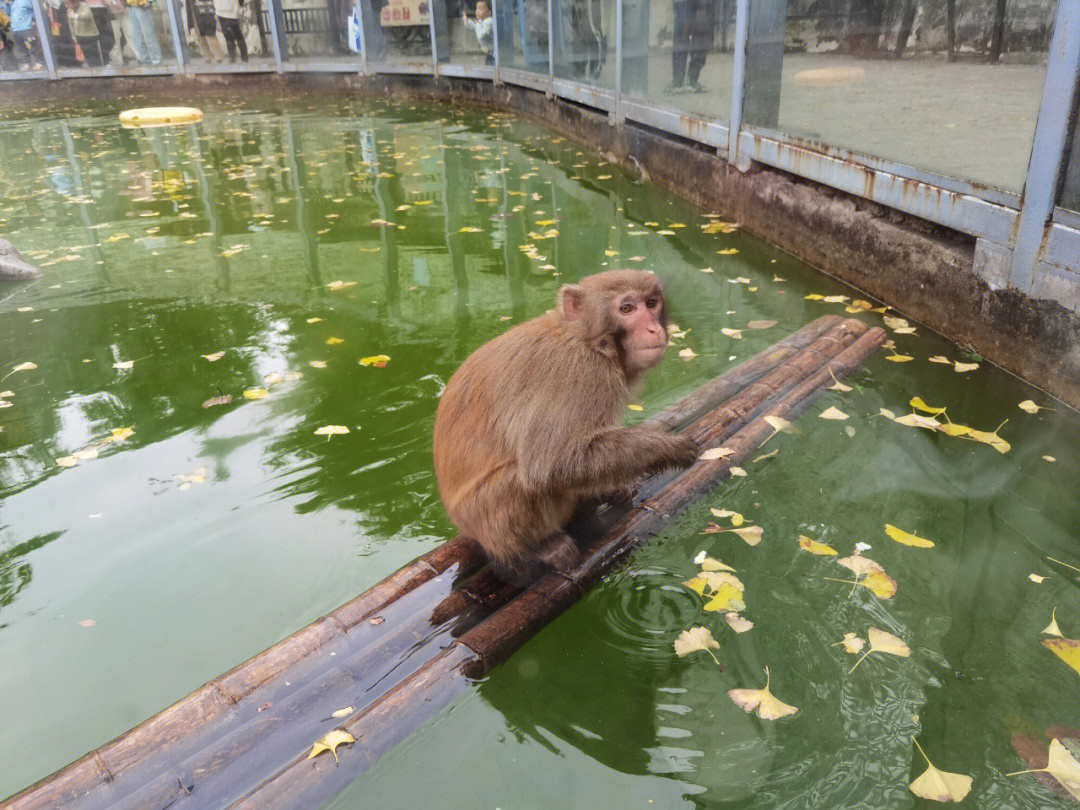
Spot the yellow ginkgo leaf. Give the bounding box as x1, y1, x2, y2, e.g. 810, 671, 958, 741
307, 729, 356, 763
819, 407, 849, 421
730, 466, 747, 477
954, 361, 979, 372
325, 337, 345, 345
699, 447, 734, 461
1044, 455, 1056, 462
928, 355, 952, 364
823, 295, 849, 304
728, 667, 798, 720
1029, 574, 1046, 583
1018, 400, 1041, 414
805, 294, 824, 301
1043, 637, 1080, 677
331, 706, 354, 719
56, 456, 79, 468
966, 422, 1010, 454
848, 626, 911, 673
910, 397, 946, 415
327, 280, 357, 290
885, 524, 935, 549
674, 626, 721, 666
732, 526, 763, 546
909, 738, 973, 803
752, 449, 779, 463
113, 360, 134, 370
716, 248, 738, 255
886, 354, 914, 363
710, 508, 743, 526
700, 571, 744, 593
360, 355, 391, 368
459, 226, 484, 233
243, 388, 269, 400
799, 535, 838, 556
678, 348, 698, 360
694, 551, 735, 572
202, 352, 225, 362
683, 576, 707, 595
877, 408, 898, 420
110, 427, 134, 442
4, 362, 37, 378
73, 448, 98, 460
883, 315, 909, 330
309, 360, 327, 369
307, 317, 323, 324
704, 585, 746, 613
894, 413, 941, 429
1007, 739, 1080, 801
835, 632, 865, 654
314, 425, 350, 440
834, 556, 897, 599
721, 328, 743, 339
1042, 607, 1063, 638
938, 422, 972, 437
725, 613, 754, 633
627, 404, 644, 411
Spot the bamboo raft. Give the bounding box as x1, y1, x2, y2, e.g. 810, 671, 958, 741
5, 316, 885, 810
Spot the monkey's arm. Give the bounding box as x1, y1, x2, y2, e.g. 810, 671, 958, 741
522, 425, 698, 493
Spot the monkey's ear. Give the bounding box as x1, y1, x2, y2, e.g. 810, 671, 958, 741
559, 285, 586, 320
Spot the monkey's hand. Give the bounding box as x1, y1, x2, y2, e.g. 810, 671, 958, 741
640, 430, 699, 475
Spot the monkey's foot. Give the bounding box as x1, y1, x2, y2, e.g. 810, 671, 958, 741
537, 532, 580, 572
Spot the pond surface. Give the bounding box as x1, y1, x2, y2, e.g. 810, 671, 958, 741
1, 97, 1078, 808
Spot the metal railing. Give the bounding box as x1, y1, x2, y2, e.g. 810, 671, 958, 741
3, 0, 1079, 304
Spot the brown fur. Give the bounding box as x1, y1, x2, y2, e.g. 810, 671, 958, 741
432, 270, 698, 582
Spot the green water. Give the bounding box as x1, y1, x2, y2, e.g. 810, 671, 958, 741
1, 97, 1078, 809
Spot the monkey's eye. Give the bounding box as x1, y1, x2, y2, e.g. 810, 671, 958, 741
645, 298, 658, 309
619, 302, 635, 315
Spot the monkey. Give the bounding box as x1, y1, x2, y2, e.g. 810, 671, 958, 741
432, 270, 699, 584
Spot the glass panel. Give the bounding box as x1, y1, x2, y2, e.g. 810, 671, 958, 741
1061, 107, 1080, 213
180, 0, 276, 66
551, 0, 613, 88
445, 0, 493, 67
742, 0, 1058, 192
493, 0, 548, 72
41, 0, 179, 68
621, 0, 734, 119
362, 0, 432, 67
2, 0, 48, 72
271, 0, 360, 66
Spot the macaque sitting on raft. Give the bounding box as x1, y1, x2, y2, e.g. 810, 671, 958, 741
433, 270, 698, 583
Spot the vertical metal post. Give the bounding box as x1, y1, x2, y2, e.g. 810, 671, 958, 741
429, 0, 439, 73
265, 0, 286, 70
31, 0, 57, 77
1008, 0, 1080, 292
726, 0, 749, 166
356, 0, 367, 73
164, 0, 187, 70
546, 0, 554, 78
613, 0, 623, 121
492, 0, 500, 79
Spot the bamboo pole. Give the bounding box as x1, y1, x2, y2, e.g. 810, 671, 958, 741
225, 323, 885, 810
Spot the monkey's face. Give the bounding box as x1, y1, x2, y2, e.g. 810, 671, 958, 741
611, 289, 667, 374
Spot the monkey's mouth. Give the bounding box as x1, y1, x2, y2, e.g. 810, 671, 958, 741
636, 344, 667, 357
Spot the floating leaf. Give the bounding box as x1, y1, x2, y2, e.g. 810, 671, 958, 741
910, 397, 946, 415
202, 352, 225, 362
264, 372, 285, 386
1042, 608, 1063, 638
848, 626, 911, 673
325, 337, 345, 345
683, 576, 708, 595
674, 626, 721, 666
678, 348, 699, 360
725, 613, 754, 633
799, 535, 838, 556
306, 317, 323, 324
1029, 574, 1046, 583
327, 280, 357, 290
966, 421, 1010, 454
459, 226, 484, 233
883, 315, 909, 330
732, 526, 763, 546
73, 448, 98, 460
728, 667, 798, 720
110, 427, 134, 442
909, 738, 973, 803
360, 355, 391, 368
938, 422, 972, 437
626, 404, 644, 412
1043, 638, 1080, 677
828, 379, 853, 392
699, 447, 734, 461
202, 394, 233, 408
331, 706, 355, 719
729, 466, 747, 477
886, 354, 914, 363
721, 328, 743, 340
694, 551, 735, 572
309, 360, 327, 369
710, 508, 743, 526
704, 585, 746, 613
698, 267, 714, 274
878, 408, 897, 420
315, 425, 350, 440
894, 413, 941, 429
746, 320, 777, 330
885, 524, 935, 549
928, 356, 952, 364
1044, 456, 1056, 462
113, 360, 134, 370
307, 729, 356, 763
819, 407, 849, 421
954, 361, 979, 373
752, 449, 779, 463
834, 556, 897, 599
805, 294, 825, 301
56, 456, 79, 468
1007, 739, 1080, 801
823, 295, 849, 304
716, 248, 738, 255
836, 632, 865, 654
243, 388, 269, 400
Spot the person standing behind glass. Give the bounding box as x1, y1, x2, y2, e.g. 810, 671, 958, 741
668, 0, 714, 93
125, 0, 161, 63
214, 0, 246, 62
84, 0, 114, 63
187, 0, 222, 61
8, 0, 42, 69
65, 0, 103, 63
461, 0, 493, 64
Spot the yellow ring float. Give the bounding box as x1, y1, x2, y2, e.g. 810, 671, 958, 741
119, 107, 204, 128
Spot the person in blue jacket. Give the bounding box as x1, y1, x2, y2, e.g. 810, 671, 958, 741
8, 0, 42, 69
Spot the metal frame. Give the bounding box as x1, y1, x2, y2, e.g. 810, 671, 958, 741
8, 0, 1080, 295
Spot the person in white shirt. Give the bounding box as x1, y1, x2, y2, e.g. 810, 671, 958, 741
462, 0, 492, 64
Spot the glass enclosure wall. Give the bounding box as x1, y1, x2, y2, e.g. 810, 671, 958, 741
494, 0, 548, 72
742, 0, 1059, 191
621, 0, 735, 119
49, 0, 180, 69
551, 0, 613, 89
361, 0, 433, 67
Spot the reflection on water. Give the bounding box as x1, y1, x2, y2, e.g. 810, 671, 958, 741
2, 98, 1079, 808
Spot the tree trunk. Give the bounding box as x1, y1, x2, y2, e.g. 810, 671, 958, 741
989, 0, 1007, 62
946, 0, 956, 61
894, 0, 916, 58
